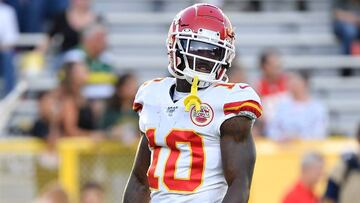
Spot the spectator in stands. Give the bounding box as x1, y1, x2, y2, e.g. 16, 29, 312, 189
30, 91, 61, 148
266, 71, 328, 141
254, 49, 288, 137
256, 49, 288, 98
65, 22, 115, 100
29, 91, 60, 169
79, 22, 112, 74
37, 0, 99, 61
34, 182, 70, 203
71, 23, 112, 73
4, 0, 68, 33
80, 181, 105, 203
0, 1, 19, 98
99, 73, 139, 145
323, 124, 360, 203
333, 0, 360, 55
283, 151, 324, 203
58, 61, 103, 138
65, 22, 115, 124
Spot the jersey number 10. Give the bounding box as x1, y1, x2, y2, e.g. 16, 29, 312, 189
146, 129, 205, 192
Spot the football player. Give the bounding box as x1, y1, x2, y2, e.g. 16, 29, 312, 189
123, 3, 262, 203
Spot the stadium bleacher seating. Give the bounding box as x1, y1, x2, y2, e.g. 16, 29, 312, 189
3, 0, 360, 137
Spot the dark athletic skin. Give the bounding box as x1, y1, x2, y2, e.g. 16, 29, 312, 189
123, 79, 256, 203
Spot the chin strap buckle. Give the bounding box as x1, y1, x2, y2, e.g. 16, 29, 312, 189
184, 76, 202, 112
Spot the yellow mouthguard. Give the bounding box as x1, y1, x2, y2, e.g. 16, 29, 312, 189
184, 76, 202, 112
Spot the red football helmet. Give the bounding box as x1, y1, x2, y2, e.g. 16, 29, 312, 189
167, 3, 236, 88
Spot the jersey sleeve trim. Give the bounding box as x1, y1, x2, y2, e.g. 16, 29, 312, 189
223, 100, 262, 118
133, 102, 143, 113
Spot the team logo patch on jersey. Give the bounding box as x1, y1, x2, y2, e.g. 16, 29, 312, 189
190, 103, 214, 127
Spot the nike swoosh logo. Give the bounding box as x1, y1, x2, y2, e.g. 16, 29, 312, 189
239, 85, 249, 89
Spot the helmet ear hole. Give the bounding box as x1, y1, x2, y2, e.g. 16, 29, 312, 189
175, 50, 186, 71
175, 49, 181, 57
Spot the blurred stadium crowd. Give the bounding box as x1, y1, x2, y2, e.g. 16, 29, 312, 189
0, 0, 360, 203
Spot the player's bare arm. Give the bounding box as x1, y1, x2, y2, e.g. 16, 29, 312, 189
220, 116, 256, 203
123, 134, 151, 203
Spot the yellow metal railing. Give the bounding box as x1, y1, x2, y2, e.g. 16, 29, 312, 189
0, 137, 45, 152
57, 138, 136, 203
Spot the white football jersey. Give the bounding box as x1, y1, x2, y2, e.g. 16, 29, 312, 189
133, 77, 262, 203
